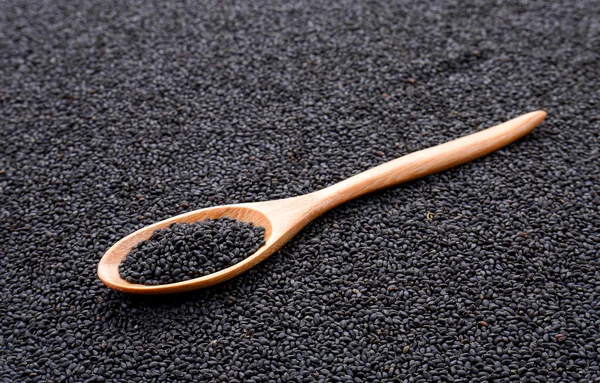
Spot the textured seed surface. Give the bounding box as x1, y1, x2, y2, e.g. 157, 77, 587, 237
119, 219, 266, 285
1, 0, 598, 382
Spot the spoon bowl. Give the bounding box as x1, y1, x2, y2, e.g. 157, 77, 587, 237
99, 204, 275, 294
99, 111, 547, 294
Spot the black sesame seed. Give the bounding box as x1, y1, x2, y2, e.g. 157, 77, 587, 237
2, 1, 599, 382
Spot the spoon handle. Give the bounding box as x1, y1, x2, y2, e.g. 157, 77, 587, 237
311, 111, 547, 212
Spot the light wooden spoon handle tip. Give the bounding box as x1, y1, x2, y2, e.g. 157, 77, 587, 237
522, 110, 547, 128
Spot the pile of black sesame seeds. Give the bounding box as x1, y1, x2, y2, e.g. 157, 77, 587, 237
1, 0, 598, 382
119, 219, 266, 285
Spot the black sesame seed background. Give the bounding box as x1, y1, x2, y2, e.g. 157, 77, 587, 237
1, 0, 598, 382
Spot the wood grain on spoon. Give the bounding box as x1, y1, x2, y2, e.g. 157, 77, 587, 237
98, 111, 547, 294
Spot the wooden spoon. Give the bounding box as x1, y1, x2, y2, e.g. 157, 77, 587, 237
98, 110, 547, 294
